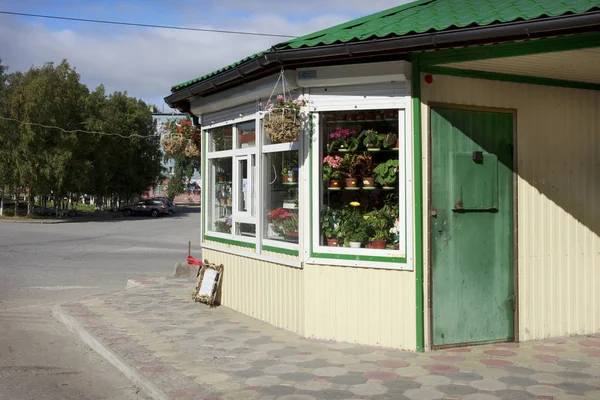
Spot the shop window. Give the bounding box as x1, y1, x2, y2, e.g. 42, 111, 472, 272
206, 120, 259, 241
237, 120, 256, 148
318, 110, 400, 251
209, 125, 233, 152
208, 157, 232, 233
263, 150, 299, 244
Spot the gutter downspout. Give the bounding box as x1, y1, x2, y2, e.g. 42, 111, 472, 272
164, 11, 600, 110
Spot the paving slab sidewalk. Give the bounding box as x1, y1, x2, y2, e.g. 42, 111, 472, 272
54, 277, 600, 400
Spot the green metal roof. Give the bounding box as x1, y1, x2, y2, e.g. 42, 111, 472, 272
171, 50, 265, 91
171, 0, 599, 91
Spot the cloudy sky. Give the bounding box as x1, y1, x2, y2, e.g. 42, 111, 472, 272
0, 0, 408, 111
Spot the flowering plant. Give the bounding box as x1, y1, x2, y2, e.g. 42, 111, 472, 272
268, 207, 298, 236
322, 155, 343, 181
358, 152, 375, 177
328, 127, 359, 152
263, 95, 307, 143
162, 117, 201, 142
161, 116, 201, 157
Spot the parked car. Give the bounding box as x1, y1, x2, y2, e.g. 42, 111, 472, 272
153, 197, 177, 215
120, 199, 168, 217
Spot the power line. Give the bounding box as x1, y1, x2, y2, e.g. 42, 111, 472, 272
0, 10, 296, 38
0, 116, 160, 140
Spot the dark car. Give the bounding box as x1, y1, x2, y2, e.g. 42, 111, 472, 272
120, 199, 168, 217
152, 197, 177, 215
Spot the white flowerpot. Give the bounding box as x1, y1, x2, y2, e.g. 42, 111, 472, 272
349, 241, 362, 248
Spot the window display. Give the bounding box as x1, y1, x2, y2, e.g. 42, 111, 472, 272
264, 151, 299, 244
209, 157, 232, 234
319, 110, 400, 250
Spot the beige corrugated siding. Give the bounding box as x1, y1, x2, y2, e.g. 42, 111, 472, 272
421, 74, 600, 341
444, 47, 600, 84
203, 248, 305, 335
303, 264, 416, 350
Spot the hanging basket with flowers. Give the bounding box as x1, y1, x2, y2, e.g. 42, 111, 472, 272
161, 116, 201, 157
263, 94, 307, 143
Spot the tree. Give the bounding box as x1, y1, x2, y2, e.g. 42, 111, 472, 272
0, 59, 165, 216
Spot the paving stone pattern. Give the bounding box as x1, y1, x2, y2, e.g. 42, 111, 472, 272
61, 278, 600, 400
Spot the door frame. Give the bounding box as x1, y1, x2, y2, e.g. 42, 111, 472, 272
426, 102, 519, 350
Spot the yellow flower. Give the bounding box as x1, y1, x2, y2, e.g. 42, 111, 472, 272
350, 201, 360, 207
283, 168, 287, 174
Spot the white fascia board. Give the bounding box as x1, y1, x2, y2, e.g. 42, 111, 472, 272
296, 60, 410, 88
190, 71, 298, 116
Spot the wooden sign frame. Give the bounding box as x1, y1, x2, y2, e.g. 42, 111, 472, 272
192, 260, 223, 307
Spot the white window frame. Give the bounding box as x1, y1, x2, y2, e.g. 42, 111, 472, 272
307, 96, 414, 271
202, 111, 303, 261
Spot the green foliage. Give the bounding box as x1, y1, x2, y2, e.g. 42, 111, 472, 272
381, 133, 398, 149
166, 155, 199, 199
0, 59, 164, 212
374, 159, 400, 186
359, 129, 384, 149
339, 206, 368, 245
321, 206, 342, 239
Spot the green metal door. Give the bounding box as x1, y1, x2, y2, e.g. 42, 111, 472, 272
431, 107, 514, 347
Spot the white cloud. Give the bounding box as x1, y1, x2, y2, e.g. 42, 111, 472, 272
0, 1, 408, 110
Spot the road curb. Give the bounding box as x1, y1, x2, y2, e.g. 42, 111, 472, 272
52, 304, 168, 400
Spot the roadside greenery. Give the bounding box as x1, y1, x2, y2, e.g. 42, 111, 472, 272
0, 59, 165, 216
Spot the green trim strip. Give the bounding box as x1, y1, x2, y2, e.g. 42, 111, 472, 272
419, 31, 600, 67
204, 235, 256, 249
309, 112, 314, 257
202, 131, 207, 236
412, 55, 425, 353
422, 66, 600, 91
262, 245, 299, 256
312, 253, 407, 263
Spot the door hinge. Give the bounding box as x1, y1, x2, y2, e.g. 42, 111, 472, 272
508, 294, 516, 311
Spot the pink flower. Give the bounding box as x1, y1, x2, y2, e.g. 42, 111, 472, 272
329, 133, 335, 139
394, 167, 398, 173
277, 94, 284, 102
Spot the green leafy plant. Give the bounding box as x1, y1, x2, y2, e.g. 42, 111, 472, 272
381, 133, 398, 149
214, 219, 232, 233
359, 129, 384, 149
321, 206, 342, 239
374, 159, 399, 186
364, 208, 394, 242
339, 206, 368, 245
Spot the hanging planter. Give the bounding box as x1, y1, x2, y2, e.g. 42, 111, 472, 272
264, 106, 302, 143
184, 140, 201, 158
262, 71, 307, 144
161, 134, 187, 156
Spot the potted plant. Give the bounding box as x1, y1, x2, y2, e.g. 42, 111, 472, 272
374, 159, 400, 188
214, 218, 232, 233
381, 133, 398, 150
263, 95, 307, 143
322, 155, 343, 189
359, 129, 384, 150
328, 127, 359, 152
364, 208, 393, 249
282, 156, 298, 183
358, 153, 375, 189
268, 207, 298, 241
321, 207, 342, 246
340, 206, 368, 247
340, 153, 362, 188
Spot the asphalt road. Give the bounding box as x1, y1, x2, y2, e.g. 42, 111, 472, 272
0, 207, 201, 400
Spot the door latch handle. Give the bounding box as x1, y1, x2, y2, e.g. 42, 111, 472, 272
431, 208, 438, 218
